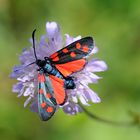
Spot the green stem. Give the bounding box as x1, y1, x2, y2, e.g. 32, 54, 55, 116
80, 104, 137, 127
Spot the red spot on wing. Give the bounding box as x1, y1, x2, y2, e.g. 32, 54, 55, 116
50, 52, 58, 59
82, 46, 89, 52
62, 48, 68, 53
46, 93, 51, 98
38, 74, 41, 82
70, 52, 76, 57
46, 106, 53, 113
76, 43, 81, 49
52, 56, 59, 61
39, 89, 44, 94
49, 75, 66, 105
38, 74, 45, 82
40, 102, 46, 108
55, 59, 86, 77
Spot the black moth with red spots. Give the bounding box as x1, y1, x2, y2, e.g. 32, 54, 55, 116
38, 73, 57, 121
31, 29, 94, 121
50, 37, 94, 64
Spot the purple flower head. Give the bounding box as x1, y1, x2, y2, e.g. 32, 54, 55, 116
11, 21, 107, 116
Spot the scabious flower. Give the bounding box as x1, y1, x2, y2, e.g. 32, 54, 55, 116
11, 22, 107, 116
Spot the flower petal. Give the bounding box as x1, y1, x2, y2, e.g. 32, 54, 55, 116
78, 93, 89, 106
65, 34, 81, 46
84, 87, 101, 103
46, 22, 63, 52
24, 96, 32, 107
62, 101, 82, 115
90, 46, 99, 54
87, 59, 108, 72
12, 82, 23, 93
10, 65, 24, 78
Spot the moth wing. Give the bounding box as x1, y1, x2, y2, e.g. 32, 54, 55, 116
38, 72, 57, 121
49, 75, 66, 105
55, 59, 87, 77
49, 37, 94, 64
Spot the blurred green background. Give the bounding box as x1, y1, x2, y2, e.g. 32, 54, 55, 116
0, 0, 140, 140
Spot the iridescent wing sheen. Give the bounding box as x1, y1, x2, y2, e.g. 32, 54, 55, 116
38, 72, 57, 121
49, 37, 94, 64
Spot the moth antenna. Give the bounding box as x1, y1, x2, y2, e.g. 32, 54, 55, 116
14, 62, 36, 72
32, 29, 38, 61
13, 30, 37, 73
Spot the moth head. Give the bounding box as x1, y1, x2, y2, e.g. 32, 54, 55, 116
36, 59, 46, 67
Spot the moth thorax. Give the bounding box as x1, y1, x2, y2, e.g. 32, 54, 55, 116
36, 60, 46, 67
44, 63, 52, 72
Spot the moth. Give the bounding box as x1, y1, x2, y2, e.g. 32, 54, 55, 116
29, 29, 94, 121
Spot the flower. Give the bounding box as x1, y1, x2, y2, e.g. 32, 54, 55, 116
11, 21, 107, 116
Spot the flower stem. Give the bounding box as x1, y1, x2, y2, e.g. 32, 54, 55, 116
80, 104, 139, 127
